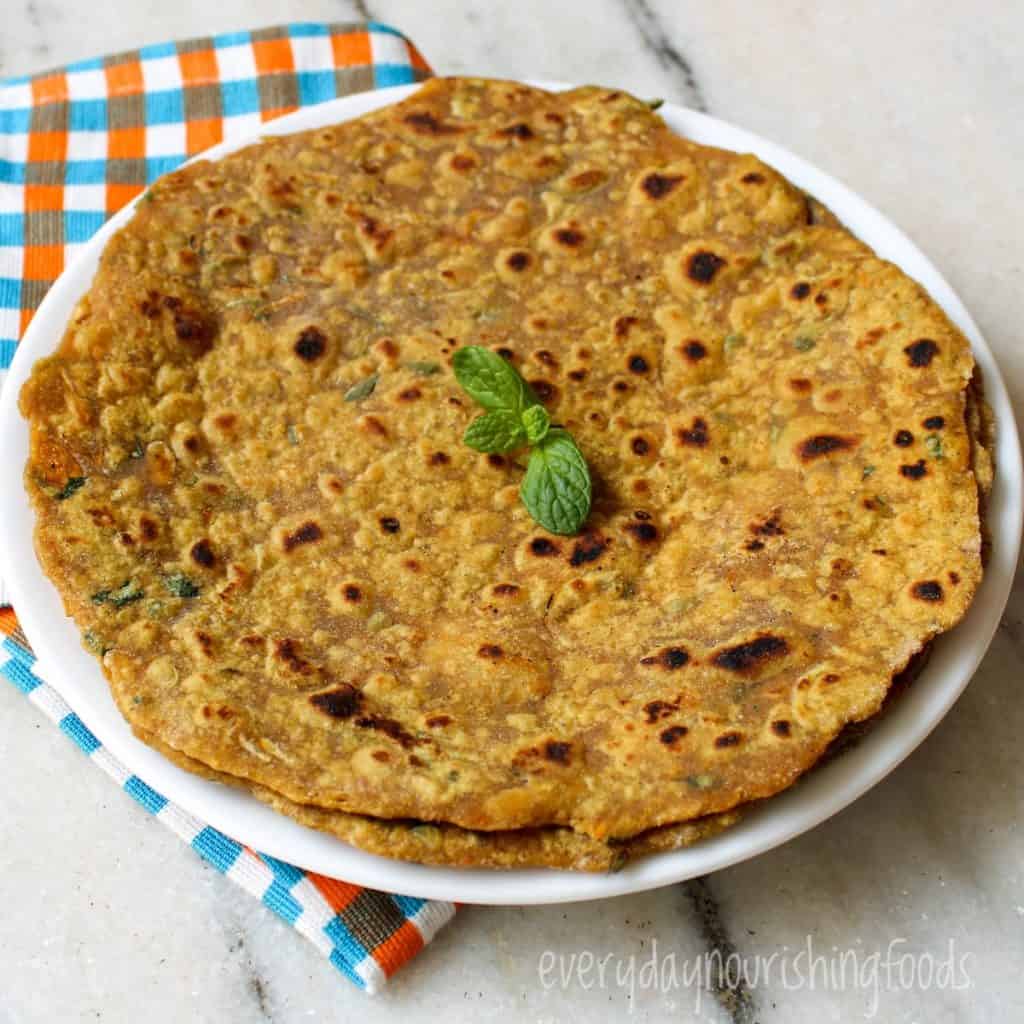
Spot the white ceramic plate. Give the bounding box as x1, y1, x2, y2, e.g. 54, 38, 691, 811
1, 82, 1020, 906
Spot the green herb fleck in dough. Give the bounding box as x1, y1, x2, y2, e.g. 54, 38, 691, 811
286, 424, 301, 446
203, 255, 245, 275
793, 336, 817, 352
687, 774, 715, 790
862, 465, 876, 479
410, 823, 440, 842
366, 611, 390, 632
164, 573, 200, 598
406, 360, 441, 376
925, 434, 944, 459
344, 374, 379, 402
472, 308, 503, 323
108, 580, 145, 608
645, 98, 665, 110
724, 332, 746, 354
872, 494, 896, 518
93, 580, 145, 608
54, 476, 86, 501
83, 630, 109, 655
664, 595, 698, 616
131, 439, 145, 459
338, 303, 384, 327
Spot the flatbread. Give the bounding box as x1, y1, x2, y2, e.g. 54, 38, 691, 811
21, 78, 987, 842
131, 641, 947, 871
135, 726, 738, 872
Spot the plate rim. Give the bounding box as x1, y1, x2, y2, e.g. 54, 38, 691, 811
1, 80, 1020, 905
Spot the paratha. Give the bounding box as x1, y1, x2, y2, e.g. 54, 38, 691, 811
129, 643, 944, 872
135, 726, 738, 872
21, 78, 988, 850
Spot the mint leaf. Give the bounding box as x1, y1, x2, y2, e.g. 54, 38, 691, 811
520, 429, 592, 535
522, 404, 550, 446
464, 411, 527, 453
452, 346, 534, 414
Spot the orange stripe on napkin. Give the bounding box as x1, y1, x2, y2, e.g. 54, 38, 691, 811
178, 48, 220, 87
0, 607, 17, 636
253, 37, 296, 77
31, 72, 69, 106
308, 872, 363, 913
330, 31, 372, 67
23, 245, 63, 283
24, 184, 65, 212
373, 919, 425, 976
104, 59, 144, 97
186, 118, 223, 155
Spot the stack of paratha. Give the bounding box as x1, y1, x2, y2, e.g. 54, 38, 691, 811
19, 79, 992, 870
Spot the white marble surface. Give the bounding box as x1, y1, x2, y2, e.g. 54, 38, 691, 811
2, 2, 1023, 1021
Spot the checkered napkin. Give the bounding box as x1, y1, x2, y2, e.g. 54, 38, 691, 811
0, 24, 457, 992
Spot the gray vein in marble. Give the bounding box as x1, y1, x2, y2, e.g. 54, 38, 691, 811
350, 0, 373, 22
249, 971, 273, 1020
226, 913, 277, 1020
619, 0, 707, 111
25, 0, 51, 61
684, 877, 758, 1024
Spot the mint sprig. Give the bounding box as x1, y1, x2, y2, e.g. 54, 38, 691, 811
463, 411, 526, 452
520, 429, 591, 534
451, 344, 536, 413
522, 404, 550, 445
452, 346, 592, 535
